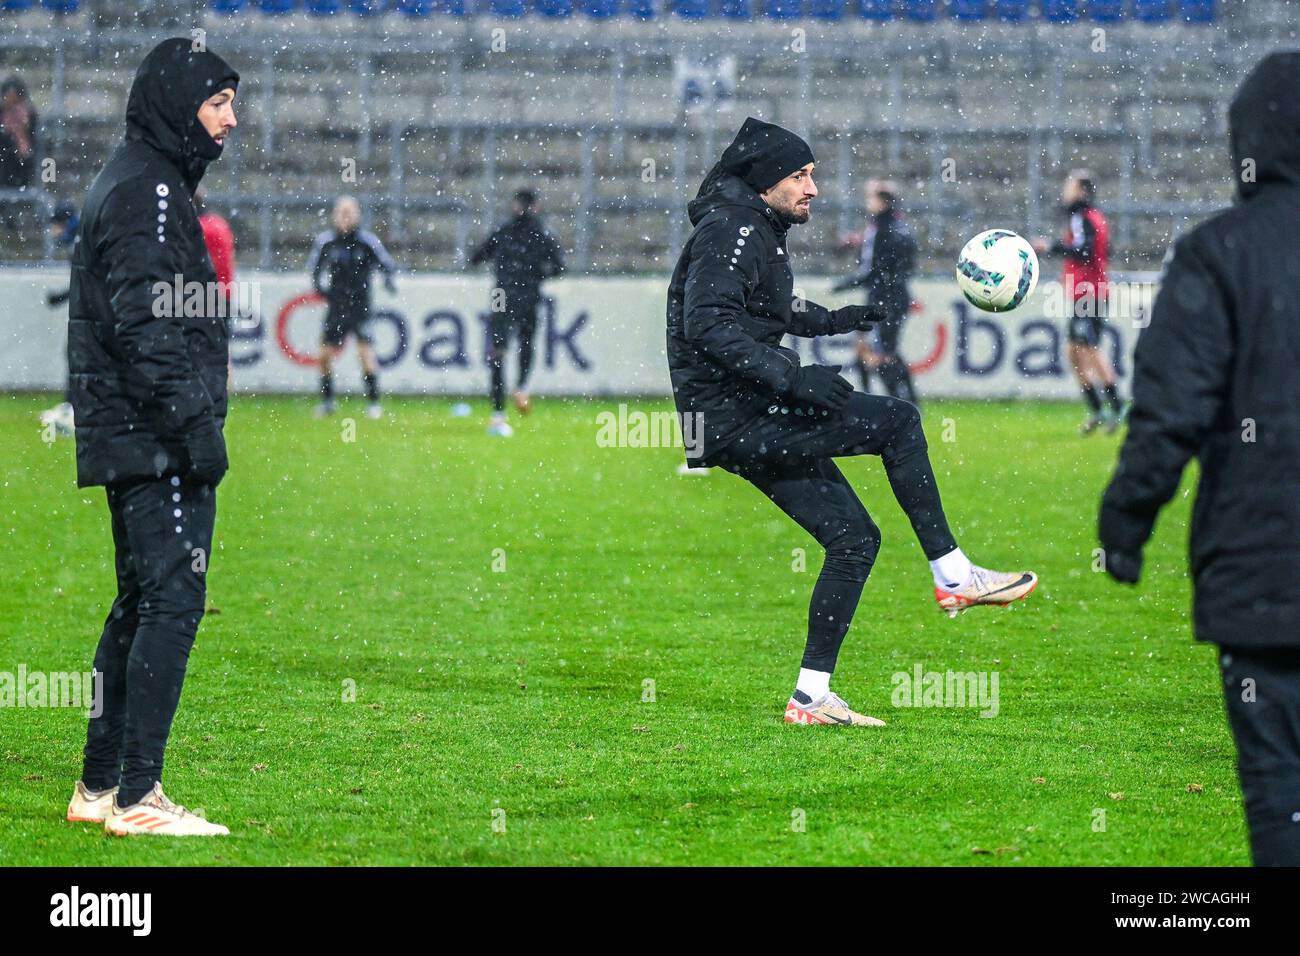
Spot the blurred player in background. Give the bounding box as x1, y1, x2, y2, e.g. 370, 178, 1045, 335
469, 187, 564, 438
1033, 170, 1124, 435
65, 38, 238, 837
1100, 52, 1300, 866
308, 195, 397, 420
39, 200, 79, 437
668, 118, 1038, 728
833, 179, 918, 404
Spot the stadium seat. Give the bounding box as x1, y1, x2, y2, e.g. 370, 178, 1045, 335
350, 0, 387, 13
0, 0, 34, 10
489, 0, 527, 14
720, 0, 752, 16
903, 0, 937, 20
1134, 0, 1172, 20
857, 0, 891, 18
1041, 0, 1080, 23
583, 0, 622, 16
951, 0, 988, 20
766, 0, 803, 18
41, 0, 79, 10
623, 0, 655, 16
1180, 0, 1214, 22
994, 0, 1029, 21
536, 0, 574, 15
1088, 0, 1124, 21
258, 0, 297, 13
395, 0, 433, 12
673, 0, 711, 17
810, 0, 843, 19
304, 0, 341, 12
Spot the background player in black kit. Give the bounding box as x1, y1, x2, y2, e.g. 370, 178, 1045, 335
308, 195, 397, 420
833, 178, 919, 404
469, 188, 564, 437
667, 118, 1037, 726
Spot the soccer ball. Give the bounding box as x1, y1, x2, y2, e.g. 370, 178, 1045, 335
955, 229, 1039, 313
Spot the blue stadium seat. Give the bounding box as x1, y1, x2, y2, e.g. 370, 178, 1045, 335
304, 0, 340, 12
1134, 0, 1172, 20
903, 0, 937, 20
395, 0, 433, 13
673, 0, 711, 16
0, 0, 34, 10
536, 0, 574, 15
857, 0, 890, 17
584, 0, 622, 16
624, 0, 654, 14
1088, 0, 1123, 20
489, 0, 527, 14
767, 0, 803, 18
1180, 0, 1214, 22
720, 0, 752, 16
258, 0, 296, 12
994, 0, 1029, 21
810, 0, 843, 19
350, 0, 386, 13
437, 0, 466, 13
951, 0, 988, 20
1041, 0, 1080, 23
41, 0, 80, 10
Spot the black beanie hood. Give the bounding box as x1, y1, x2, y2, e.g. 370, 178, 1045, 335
1229, 51, 1300, 201
713, 117, 815, 194
125, 38, 239, 192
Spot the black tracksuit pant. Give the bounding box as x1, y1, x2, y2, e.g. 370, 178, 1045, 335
1218, 646, 1300, 866
713, 392, 956, 674
858, 308, 917, 405
488, 290, 540, 413
82, 475, 215, 806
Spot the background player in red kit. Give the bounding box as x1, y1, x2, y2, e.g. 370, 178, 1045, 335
1034, 170, 1125, 435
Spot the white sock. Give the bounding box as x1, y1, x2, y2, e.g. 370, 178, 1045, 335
930, 547, 973, 590
795, 668, 831, 701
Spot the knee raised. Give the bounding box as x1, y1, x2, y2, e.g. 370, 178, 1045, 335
825, 515, 881, 577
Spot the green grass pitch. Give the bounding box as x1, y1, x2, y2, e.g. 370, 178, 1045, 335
0, 392, 1246, 865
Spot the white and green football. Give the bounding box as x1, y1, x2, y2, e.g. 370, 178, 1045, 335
955, 229, 1039, 313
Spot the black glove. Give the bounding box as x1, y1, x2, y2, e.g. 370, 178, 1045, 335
184, 417, 229, 488
1103, 547, 1142, 585
788, 364, 854, 411
830, 303, 886, 334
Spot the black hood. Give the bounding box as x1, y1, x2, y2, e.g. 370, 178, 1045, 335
125, 38, 239, 192
1229, 50, 1300, 201
687, 170, 785, 232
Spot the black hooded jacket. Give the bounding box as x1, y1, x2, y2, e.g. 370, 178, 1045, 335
67, 40, 238, 487
666, 172, 865, 463
1099, 51, 1300, 647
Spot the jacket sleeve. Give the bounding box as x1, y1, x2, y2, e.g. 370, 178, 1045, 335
361, 229, 397, 279
469, 227, 500, 267
682, 215, 799, 395
1098, 235, 1234, 555
100, 178, 215, 436
541, 229, 564, 278
307, 231, 329, 295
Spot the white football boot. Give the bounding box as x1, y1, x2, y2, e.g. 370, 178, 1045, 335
103, 783, 229, 837
935, 566, 1038, 618
784, 692, 886, 727
67, 781, 118, 823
